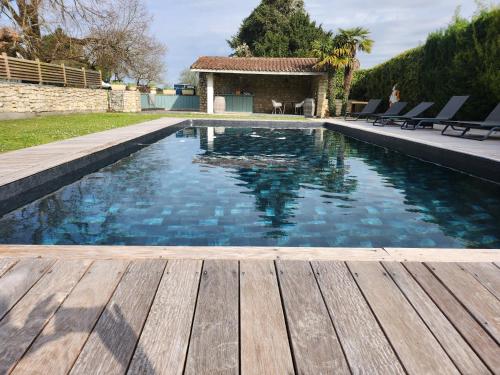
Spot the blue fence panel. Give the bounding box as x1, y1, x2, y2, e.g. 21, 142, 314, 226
141, 94, 200, 111
222, 95, 253, 112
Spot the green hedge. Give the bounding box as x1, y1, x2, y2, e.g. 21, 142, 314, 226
351, 8, 500, 120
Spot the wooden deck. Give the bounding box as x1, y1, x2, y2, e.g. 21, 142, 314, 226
0, 251, 498, 374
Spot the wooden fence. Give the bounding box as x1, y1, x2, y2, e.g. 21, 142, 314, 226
0, 53, 101, 88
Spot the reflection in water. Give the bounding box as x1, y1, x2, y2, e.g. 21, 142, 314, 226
0, 126, 499, 248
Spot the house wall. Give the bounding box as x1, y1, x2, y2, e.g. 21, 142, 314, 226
198, 72, 328, 117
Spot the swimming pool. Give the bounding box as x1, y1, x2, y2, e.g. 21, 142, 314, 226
1, 125, 499, 248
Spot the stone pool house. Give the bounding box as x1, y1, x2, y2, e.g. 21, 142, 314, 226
190, 57, 328, 117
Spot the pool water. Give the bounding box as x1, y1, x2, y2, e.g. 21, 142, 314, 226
1, 126, 499, 248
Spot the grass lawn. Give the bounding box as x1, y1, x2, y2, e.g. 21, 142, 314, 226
0, 112, 308, 153
0, 113, 167, 153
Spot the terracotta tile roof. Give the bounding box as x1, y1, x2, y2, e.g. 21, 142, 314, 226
190, 56, 324, 73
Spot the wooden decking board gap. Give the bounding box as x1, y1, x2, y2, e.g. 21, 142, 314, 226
0, 259, 93, 374
309, 261, 353, 373
425, 262, 500, 344
71, 259, 167, 375
0, 258, 18, 278
381, 262, 489, 374
0, 258, 56, 322
11, 260, 129, 375
345, 261, 409, 375
458, 263, 500, 301
380, 262, 458, 369
123, 260, 169, 375
276, 260, 350, 374
403, 262, 500, 372
68, 260, 134, 374
181, 260, 205, 375
347, 261, 459, 374
273, 260, 299, 375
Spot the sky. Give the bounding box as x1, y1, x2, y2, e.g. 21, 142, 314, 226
145, 0, 480, 84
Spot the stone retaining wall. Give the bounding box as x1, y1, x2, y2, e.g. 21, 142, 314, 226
0, 82, 141, 118
108, 91, 141, 112
0, 82, 108, 115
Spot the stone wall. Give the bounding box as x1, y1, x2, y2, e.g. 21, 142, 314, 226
108, 90, 141, 112
313, 75, 328, 118
198, 73, 208, 113
0, 81, 108, 115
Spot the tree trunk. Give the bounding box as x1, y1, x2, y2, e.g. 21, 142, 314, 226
327, 68, 336, 116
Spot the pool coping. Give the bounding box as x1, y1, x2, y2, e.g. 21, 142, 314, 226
0, 245, 499, 262
323, 118, 500, 184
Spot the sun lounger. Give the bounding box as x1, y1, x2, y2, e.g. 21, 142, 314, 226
344, 99, 382, 121
401, 96, 469, 130
372, 102, 434, 127
369, 102, 407, 123
441, 103, 500, 141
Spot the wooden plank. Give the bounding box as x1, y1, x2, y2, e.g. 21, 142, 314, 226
347, 261, 459, 374
276, 260, 350, 374
383, 262, 490, 374
427, 262, 500, 342
404, 262, 500, 372
127, 259, 202, 375
0, 245, 392, 261
0, 259, 92, 374
184, 260, 239, 375
459, 263, 500, 300
11, 260, 128, 375
1, 245, 499, 262
240, 260, 294, 375
384, 248, 500, 263
0, 258, 54, 320
311, 261, 404, 374
0, 257, 18, 278
70, 259, 166, 375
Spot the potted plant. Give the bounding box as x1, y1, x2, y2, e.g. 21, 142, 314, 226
111, 80, 126, 91
126, 83, 137, 91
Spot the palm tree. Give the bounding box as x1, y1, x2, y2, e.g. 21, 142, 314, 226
337, 27, 374, 112
311, 36, 349, 116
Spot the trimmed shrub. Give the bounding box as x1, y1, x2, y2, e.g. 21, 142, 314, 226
350, 8, 500, 120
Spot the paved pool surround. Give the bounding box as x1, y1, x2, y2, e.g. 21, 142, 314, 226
0, 117, 499, 219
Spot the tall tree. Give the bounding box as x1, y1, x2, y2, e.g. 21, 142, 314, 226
337, 27, 373, 110
0, 0, 102, 59
311, 36, 349, 115
228, 0, 328, 57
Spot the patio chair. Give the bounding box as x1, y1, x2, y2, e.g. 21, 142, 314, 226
372, 102, 434, 127
369, 102, 408, 123
344, 99, 382, 121
441, 103, 500, 141
401, 96, 469, 130
272, 100, 283, 114
295, 100, 305, 115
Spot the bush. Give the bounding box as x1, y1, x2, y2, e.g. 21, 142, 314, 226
350, 8, 500, 120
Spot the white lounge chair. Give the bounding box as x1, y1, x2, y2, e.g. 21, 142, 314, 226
295, 100, 305, 115
272, 100, 283, 114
